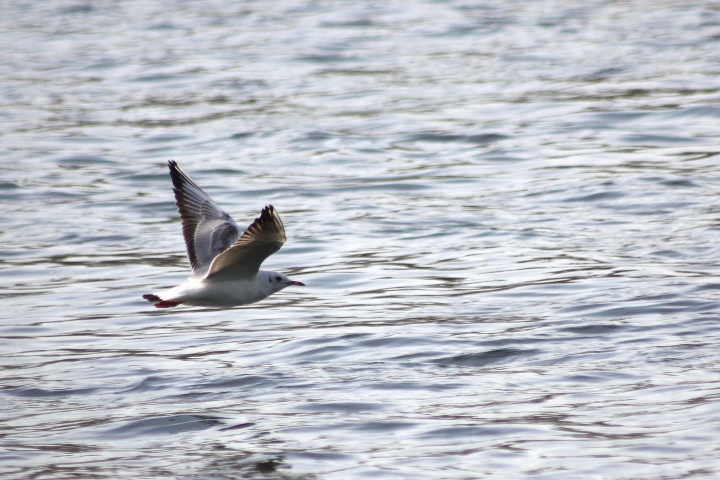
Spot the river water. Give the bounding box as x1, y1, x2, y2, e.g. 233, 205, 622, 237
2, 1, 720, 478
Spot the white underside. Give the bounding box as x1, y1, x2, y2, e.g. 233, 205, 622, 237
153, 270, 283, 307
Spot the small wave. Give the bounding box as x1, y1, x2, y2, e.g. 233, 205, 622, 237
56, 155, 117, 166
433, 348, 538, 367
620, 133, 702, 145
4, 386, 98, 398
102, 414, 223, 438
400, 132, 508, 145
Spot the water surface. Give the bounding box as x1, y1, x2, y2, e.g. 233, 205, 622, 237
2, 1, 720, 478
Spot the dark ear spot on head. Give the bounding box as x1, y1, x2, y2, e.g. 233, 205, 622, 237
268, 276, 271, 283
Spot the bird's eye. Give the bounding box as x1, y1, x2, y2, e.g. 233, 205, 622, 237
275, 276, 281, 281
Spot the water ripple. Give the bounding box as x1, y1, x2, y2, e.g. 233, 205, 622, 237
2, 0, 720, 479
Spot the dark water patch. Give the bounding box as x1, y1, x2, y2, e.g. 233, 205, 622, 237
53, 233, 134, 245
61, 4, 95, 14
620, 134, 702, 145
333, 173, 438, 184
120, 172, 172, 183
3, 386, 98, 398
331, 182, 431, 192
588, 299, 718, 319
0, 249, 30, 258
0, 325, 52, 335
147, 22, 183, 31
578, 66, 627, 81
219, 422, 255, 432
132, 96, 214, 108
103, 414, 223, 438
432, 348, 539, 367
296, 273, 361, 290
560, 324, 625, 335
135, 199, 176, 214
662, 105, 720, 119
584, 111, 650, 124
473, 336, 548, 351
351, 421, 416, 432
356, 336, 434, 348
197, 168, 248, 176
563, 191, 627, 203
141, 133, 192, 143
316, 68, 399, 77
399, 132, 507, 145
649, 249, 684, 258
321, 19, 374, 28
433, 23, 499, 37
229, 131, 254, 140
421, 425, 511, 438
128, 73, 186, 83
296, 54, 359, 63
57, 135, 117, 144
56, 155, 117, 166
482, 154, 527, 163
0, 182, 23, 200
291, 402, 384, 413
82, 58, 120, 71
286, 451, 355, 465
192, 375, 278, 391
369, 382, 462, 392
120, 376, 173, 394
281, 244, 327, 254
226, 186, 324, 199
290, 345, 348, 361
211, 78, 268, 91
292, 130, 334, 143
653, 299, 719, 311
659, 179, 700, 188
561, 374, 618, 383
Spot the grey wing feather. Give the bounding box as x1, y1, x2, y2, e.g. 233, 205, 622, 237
204, 205, 286, 281
168, 161, 241, 275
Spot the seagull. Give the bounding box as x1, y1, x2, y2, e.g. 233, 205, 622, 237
143, 161, 304, 308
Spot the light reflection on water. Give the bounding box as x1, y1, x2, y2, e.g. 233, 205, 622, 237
2, 1, 720, 478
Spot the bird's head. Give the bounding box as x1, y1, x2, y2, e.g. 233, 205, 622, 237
263, 271, 305, 293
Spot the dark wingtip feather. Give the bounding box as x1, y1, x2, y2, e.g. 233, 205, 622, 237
168, 160, 186, 191
168, 160, 205, 196
251, 205, 285, 240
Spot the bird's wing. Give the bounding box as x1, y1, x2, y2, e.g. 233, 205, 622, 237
204, 205, 286, 281
168, 160, 241, 276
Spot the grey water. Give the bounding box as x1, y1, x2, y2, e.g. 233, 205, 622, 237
2, 1, 720, 478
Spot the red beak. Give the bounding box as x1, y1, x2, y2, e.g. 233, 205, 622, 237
289, 280, 305, 286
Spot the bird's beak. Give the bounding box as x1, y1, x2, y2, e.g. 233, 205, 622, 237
289, 280, 305, 286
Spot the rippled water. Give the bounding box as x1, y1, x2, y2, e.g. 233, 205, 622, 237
2, 1, 720, 478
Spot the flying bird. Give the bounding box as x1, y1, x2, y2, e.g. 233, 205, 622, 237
143, 161, 304, 308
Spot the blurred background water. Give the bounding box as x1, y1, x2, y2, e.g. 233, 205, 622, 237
2, 1, 720, 478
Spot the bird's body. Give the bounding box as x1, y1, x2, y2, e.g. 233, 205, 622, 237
146, 271, 287, 307
143, 161, 303, 308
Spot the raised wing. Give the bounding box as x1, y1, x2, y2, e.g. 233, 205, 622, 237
168, 161, 241, 276
204, 205, 286, 281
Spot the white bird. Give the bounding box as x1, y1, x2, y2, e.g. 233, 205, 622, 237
143, 161, 304, 308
